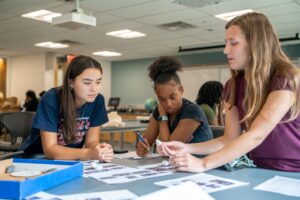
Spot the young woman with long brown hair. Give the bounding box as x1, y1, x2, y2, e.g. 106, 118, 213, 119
23, 55, 114, 161
158, 12, 300, 172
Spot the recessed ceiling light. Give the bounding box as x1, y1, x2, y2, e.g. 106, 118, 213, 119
35, 42, 69, 49
22, 10, 62, 23
92, 51, 122, 57
106, 29, 146, 39
215, 9, 254, 21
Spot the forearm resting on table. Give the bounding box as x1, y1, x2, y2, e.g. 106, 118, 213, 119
43, 144, 92, 160
158, 121, 171, 141
85, 141, 100, 148
202, 130, 265, 171
202, 112, 277, 170
200, 91, 293, 170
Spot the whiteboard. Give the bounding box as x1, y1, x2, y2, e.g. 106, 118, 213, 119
178, 65, 231, 102
178, 58, 300, 102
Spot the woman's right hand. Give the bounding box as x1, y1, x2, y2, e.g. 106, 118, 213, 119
157, 141, 188, 156
90, 144, 114, 162
136, 138, 151, 157
99, 143, 114, 162
169, 153, 206, 173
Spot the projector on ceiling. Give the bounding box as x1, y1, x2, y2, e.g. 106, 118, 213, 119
52, 12, 96, 30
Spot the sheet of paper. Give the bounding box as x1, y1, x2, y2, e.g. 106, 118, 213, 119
113, 151, 145, 160
254, 175, 300, 197
155, 173, 248, 193
26, 189, 137, 200
113, 151, 160, 160
137, 161, 175, 173
137, 181, 214, 200
83, 162, 173, 184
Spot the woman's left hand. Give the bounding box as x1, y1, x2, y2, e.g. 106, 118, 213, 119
169, 153, 206, 173
158, 103, 166, 116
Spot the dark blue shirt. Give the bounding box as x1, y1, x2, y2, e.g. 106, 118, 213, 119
22, 88, 108, 153
152, 98, 212, 143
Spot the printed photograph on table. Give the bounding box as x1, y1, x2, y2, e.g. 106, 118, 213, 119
137, 161, 175, 173
155, 173, 248, 193
82, 161, 173, 184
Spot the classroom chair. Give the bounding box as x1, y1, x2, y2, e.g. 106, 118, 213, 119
0, 111, 35, 152
210, 125, 225, 138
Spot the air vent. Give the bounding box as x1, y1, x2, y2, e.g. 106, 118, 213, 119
65, 0, 75, 1
172, 0, 222, 7
55, 39, 82, 45
158, 21, 196, 31
292, 0, 300, 5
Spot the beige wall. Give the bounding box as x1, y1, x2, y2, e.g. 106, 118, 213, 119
7, 53, 46, 104
95, 59, 111, 107
6, 53, 112, 106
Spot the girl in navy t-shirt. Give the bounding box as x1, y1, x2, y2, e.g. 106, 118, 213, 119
23, 55, 114, 161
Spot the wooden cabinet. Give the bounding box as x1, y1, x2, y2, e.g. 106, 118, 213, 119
100, 112, 150, 144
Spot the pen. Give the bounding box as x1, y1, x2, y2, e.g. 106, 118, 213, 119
136, 131, 147, 144
136, 131, 152, 155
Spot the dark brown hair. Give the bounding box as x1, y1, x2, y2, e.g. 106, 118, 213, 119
60, 55, 102, 144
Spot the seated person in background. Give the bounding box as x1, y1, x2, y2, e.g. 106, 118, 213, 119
136, 56, 213, 157
158, 12, 300, 172
22, 90, 39, 112
195, 81, 224, 126
21, 55, 114, 161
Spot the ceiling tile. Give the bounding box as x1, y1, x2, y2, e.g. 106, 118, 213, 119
107, 1, 185, 19
135, 8, 209, 25
258, 2, 300, 16
0, 0, 299, 61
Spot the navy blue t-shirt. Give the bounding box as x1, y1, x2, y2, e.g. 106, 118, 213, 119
22, 88, 108, 153
152, 98, 212, 143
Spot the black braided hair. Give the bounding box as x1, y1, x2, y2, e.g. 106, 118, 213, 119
148, 56, 182, 88
195, 81, 224, 108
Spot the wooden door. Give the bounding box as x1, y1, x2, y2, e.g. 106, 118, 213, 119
0, 58, 6, 98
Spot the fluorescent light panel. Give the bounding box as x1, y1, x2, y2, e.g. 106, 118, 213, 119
106, 29, 146, 39
22, 10, 62, 23
215, 9, 254, 21
93, 51, 122, 57
35, 42, 69, 49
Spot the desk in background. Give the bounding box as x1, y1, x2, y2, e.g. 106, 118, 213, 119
101, 120, 148, 150
42, 156, 300, 200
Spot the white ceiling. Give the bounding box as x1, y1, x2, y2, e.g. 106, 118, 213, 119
0, 0, 299, 61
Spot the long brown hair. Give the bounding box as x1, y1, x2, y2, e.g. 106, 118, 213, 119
61, 55, 102, 143
225, 12, 300, 128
